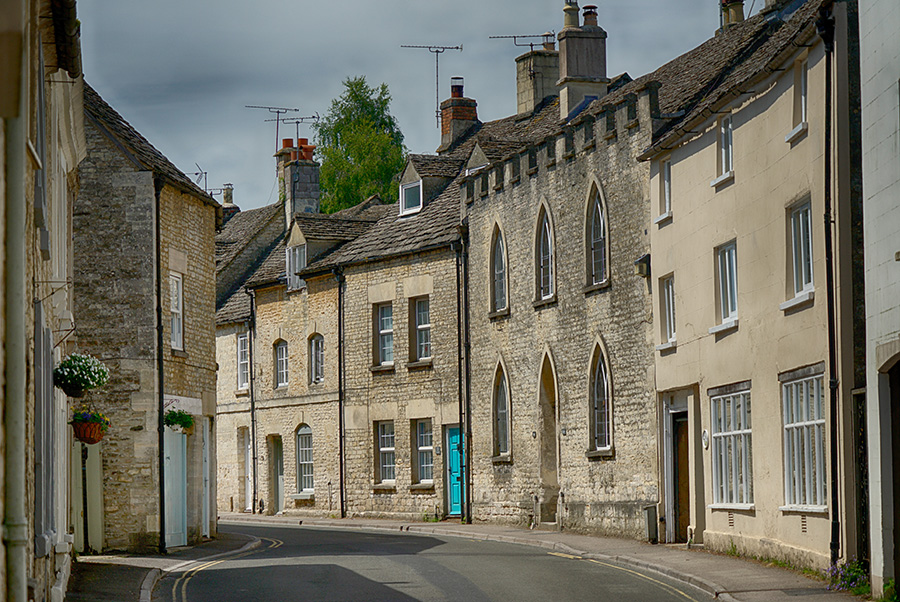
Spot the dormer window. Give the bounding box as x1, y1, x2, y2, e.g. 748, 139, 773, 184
400, 181, 423, 215
286, 244, 306, 291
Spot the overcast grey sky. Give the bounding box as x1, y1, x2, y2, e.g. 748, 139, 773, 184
77, 0, 762, 210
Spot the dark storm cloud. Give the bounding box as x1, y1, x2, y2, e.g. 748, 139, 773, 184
77, 0, 754, 209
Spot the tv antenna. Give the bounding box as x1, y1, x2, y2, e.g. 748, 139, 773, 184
245, 105, 300, 149
188, 163, 208, 192
489, 31, 555, 52
264, 113, 320, 141
401, 44, 463, 128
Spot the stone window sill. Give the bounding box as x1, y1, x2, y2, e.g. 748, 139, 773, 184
785, 121, 808, 144
494, 182, 504, 192
533, 295, 557, 310
586, 448, 615, 460
235, 388, 250, 397
172, 349, 188, 358
370, 364, 395, 374
656, 340, 677, 353
625, 119, 639, 130
779, 289, 814, 313
488, 307, 510, 321
779, 505, 827, 515
709, 503, 755, 512
526, 167, 538, 177
708, 318, 738, 336
654, 211, 673, 226
582, 140, 596, 152
409, 483, 435, 493
562, 151, 575, 160
545, 159, 557, 168
407, 359, 433, 371
710, 170, 734, 188
373, 484, 396, 494
290, 492, 314, 500
603, 131, 616, 141
510, 175, 521, 185
583, 280, 610, 295
491, 454, 513, 465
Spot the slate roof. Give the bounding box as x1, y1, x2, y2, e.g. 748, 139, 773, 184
215, 202, 282, 273
83, 83, 218, 206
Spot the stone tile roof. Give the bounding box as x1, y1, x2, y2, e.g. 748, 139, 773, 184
216, 284, 252, 325
244, 238, 287, 289
215, 202, 283, 273
331, 195, 392, 220
291, 214, 381, 242
408, 154, 465, 178
83, 83, 217, 206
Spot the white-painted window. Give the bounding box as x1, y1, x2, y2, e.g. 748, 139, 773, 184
286, 245, 306, 291
662, 275, 676, 343
783, 375, 825, 508
237, 333, 250, 390
661, 159, 672, 215
34, 301, 55, 557
591, 349, 611, 451
414, 298, 431, 361
717, 242, 738, 322
376, 304, 393, 365
796, 59, 808, 126
491, 230, 507, 312
538, 211, 554, 300
719, 115, 733, 176
590, 192, 608, 286
170, 273, 183, 350
296, 425, 314, 492
791, 203, 814, 295
309, 334, 324, 384
377, 421, 396, 482
400, 181, 423, 215
711, 390, 753, 505
274, 340, 288, 387
494, 370, 510, 456
415, 419, 434, 483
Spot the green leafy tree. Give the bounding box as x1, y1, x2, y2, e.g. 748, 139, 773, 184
314, 76, 406, 213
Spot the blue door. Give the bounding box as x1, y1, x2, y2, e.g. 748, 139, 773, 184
447, 427, 464, 515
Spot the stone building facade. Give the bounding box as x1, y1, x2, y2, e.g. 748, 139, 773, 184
75, 84, 220, 552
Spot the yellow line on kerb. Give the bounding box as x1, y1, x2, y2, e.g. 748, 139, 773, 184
548, 552, 582, 560
585, 558, 700, 602
172, 537, 281, 601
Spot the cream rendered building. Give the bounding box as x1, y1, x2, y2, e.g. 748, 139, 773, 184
642, 0, 864, 569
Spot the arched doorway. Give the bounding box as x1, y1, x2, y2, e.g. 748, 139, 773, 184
539, 354, 559, 524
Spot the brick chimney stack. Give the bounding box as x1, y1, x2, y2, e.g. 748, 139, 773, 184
220, 183, 240, 226
557, 2, 610, 120
516, 32, 559, 117
438, 77, 478, 152
276, 137, 320, 228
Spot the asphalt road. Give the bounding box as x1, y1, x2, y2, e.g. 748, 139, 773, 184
154, 522, 713, 602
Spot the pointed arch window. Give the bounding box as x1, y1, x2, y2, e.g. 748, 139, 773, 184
590, 348, 612, 452
589, 191, 608, 286
491, 229, 507, 313
494, 368, 511, 456
537, 210, 554, 300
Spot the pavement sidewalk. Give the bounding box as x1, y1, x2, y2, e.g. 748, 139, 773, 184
219, 513, 860, 602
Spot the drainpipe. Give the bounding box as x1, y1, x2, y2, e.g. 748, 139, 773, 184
816, 2, 840, 567
459, 225, 473, 524
4, 18, 28, 599
333, 267, 346, 518
245, 289, 259, 514
453, 242, 463, 517
154, 175, 167, 554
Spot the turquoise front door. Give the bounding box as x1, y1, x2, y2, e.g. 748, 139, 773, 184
447, 427, 464, 515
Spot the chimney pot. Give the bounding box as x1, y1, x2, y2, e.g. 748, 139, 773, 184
450, 76, 464, 98
223, 183, 234, 205
542, 32, 556, 51
282, 138, 294, 149
583, 5, 598, 26
563, 1, 580, 28
722, 0, 745, 26
298, 138, 308, 146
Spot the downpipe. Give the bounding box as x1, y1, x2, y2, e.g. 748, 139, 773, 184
155, 175, 166, 554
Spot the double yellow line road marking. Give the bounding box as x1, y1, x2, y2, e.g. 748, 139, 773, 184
170, 537, 282, 602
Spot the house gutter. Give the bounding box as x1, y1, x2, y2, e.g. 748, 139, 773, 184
154, 175, 167, 554
816, 1, 841, 567
333, 267, 346, 518
4, 16, 28, 599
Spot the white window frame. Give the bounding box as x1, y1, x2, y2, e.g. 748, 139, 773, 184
711, 390, 753, 506
286, 245, 307, 291
782, 375, 826, 509
400, 181, 423, 215
415, 419, 434, 483
494, 371, 510, 456
717, 242, 738, 323
377, 421, 396, 483
237, 333, 250, 390
376, 303, 393, 365
662, 275, 676, 344
590, 194, 607, 286
538, 212, 554, 300
791, 203, 814, 295
170, 272, 184, 351
719, 115, 733, 176
274, 340, 288, 388
309, 334, 324, 384
661, 159, 672, 216
591, 350, 612, 452
415, 298, 431, 361
296, 425, 314, 493
491, 231, 507, 312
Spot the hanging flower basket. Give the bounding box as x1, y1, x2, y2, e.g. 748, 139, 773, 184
70, 407, 110, 445
164, 409, 194, 435
54, 354, 110, 397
